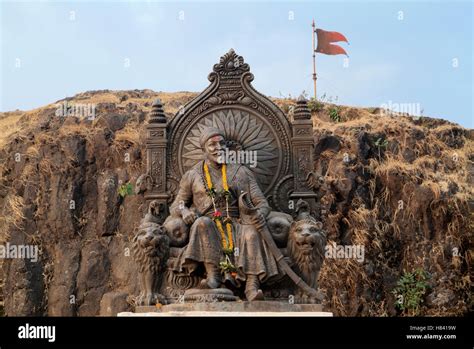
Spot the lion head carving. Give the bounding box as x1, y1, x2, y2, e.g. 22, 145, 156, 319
132, 221, 170, 305
133, 222, 169, 272
287, 216, 326, 294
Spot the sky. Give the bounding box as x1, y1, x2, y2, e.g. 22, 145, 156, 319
0, 0, 472, 128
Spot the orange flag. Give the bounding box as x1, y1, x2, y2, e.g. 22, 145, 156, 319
315, 29, 349, 56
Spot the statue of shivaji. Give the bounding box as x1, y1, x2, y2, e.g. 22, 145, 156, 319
166, 126, 281, 301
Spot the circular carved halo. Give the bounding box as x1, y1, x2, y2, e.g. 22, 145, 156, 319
273, 174, 294, 214
178, 107, 284, 194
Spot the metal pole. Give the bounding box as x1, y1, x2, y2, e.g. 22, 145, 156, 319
312, 19, 317, 100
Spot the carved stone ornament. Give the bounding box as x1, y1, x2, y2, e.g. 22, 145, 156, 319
167, 49, 292, 197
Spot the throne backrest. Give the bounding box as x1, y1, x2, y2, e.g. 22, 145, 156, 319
145, 49, 315, 214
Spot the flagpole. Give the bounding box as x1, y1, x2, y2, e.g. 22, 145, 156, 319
312, 19, 317, 100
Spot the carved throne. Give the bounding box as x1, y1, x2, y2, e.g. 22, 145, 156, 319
138, 49, 322, 305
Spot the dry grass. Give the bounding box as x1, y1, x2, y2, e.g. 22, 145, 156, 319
374, 157, 422, 182
0, 194, 26, 240
310, 100, 472, 316
0, 113, 23, 148
59, 123, 90, 136
76, 93, 121, 105
25, 145, 40, 159
114, 125, 141, 145
112, 124, 144, 174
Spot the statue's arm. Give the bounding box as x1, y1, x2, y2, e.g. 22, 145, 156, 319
243, 166, 271, 218
169, 171, 193, 217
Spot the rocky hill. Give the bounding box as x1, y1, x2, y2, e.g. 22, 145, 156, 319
0, 89, 472, 316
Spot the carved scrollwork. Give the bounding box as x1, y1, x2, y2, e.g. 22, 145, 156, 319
273, 174, 295, 214
150, 149, 164, 191
150, 130, 164, 137
207, 91, 253, 106
295, 148, 310, 190
166, 270, 200, 290
213, 48, 250, 77
296, 128, 310, 136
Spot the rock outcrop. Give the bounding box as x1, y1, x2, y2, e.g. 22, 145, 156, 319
0, 90, 471, 316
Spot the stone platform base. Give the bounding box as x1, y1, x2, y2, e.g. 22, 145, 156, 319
118, 311, 332, 317
118, 301, 332, 317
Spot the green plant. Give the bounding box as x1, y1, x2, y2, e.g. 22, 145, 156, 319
118, 182, 134, 198
374, 137, 388, 149
219, 259, 237, 273
374, 137, 389, 158
307, 93, 339, 113
392, 269, 430, 316
329, 107, 341, 122
308, 97, 325, 113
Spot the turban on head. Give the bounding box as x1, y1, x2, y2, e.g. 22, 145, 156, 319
199, 126, 225, 149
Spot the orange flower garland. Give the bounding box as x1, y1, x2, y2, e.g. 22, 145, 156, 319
203, 162, 234, 254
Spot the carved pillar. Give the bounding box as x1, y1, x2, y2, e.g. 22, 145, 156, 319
290, 96, 317, 210
145, 99, 169, 205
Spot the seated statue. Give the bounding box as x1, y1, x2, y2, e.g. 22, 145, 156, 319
164, 126, 282, 301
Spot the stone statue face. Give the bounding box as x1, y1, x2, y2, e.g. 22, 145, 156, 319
136, 225, 164, 250
204, 135, 226, 164
289, 219, 325, 256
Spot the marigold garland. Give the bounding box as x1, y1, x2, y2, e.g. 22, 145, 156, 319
203, 162, 234, 254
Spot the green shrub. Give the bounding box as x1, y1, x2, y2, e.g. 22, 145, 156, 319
118, 182, 134, 197
329, 107, 341, 123
308, 97, 325, 113
393, 269, 430, 316
374, 137, 388, 149
374, 137, 389, 158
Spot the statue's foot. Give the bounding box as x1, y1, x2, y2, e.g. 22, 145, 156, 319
245, 275, 264, 301
223, 272, 240, 290
245, 288, 264, 301
202, 263, 222, 289
199, 276, 222, 289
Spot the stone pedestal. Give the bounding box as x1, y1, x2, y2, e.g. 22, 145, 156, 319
118, 301, 332, 317
119, 311, 332, 317
183, 288, 239, 302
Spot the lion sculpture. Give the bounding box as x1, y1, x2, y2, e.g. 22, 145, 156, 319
287, 202, 327, 303
132, 220, 170, 306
